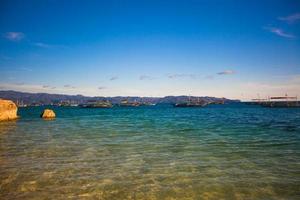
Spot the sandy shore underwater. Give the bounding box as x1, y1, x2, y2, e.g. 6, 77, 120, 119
1, 105, 299, 199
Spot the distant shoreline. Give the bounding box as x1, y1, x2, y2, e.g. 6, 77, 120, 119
0, 90, 239, 107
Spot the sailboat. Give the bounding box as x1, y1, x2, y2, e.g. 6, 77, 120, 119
174, 96, 208, 107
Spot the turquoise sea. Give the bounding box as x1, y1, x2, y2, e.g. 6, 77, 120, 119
0, 104, 299, 199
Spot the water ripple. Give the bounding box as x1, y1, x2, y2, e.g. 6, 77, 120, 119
0, 105, 299, 199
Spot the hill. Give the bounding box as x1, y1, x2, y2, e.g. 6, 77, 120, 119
0, 90, 239, 106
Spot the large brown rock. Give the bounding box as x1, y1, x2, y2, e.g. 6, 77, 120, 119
41, 109, 56, 119
0, 99, 18, 121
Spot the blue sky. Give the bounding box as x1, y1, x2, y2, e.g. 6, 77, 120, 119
0, 0, 300, 99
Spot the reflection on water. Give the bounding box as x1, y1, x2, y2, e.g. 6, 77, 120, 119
0, 105, 300, 199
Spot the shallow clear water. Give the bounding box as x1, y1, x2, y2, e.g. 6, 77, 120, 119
1, 104, 300, 199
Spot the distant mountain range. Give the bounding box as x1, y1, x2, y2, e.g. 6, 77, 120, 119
0, 90, 240, 105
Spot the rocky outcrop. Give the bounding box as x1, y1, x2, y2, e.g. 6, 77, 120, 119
41, 109, 56, 119
0, 99, 18, 121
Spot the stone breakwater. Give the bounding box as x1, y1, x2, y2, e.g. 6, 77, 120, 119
0, 99, 18, 121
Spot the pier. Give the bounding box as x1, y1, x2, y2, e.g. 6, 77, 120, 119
249, 95, 300, 108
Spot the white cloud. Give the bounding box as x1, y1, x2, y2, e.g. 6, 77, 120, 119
4, 32, 25, 41
278, 13, 300, 24
32, 42, 67, 49
33, 42, 51, 48
264, 27, 295, 39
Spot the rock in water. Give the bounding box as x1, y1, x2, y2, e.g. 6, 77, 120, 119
41, 109, 56, 119
0, 99, 18, 121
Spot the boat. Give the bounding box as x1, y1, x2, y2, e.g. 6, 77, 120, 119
174, 97, 208, 107
80, 100, 113, 108
119, 100, 140, 107
174, 102, 208, 107
140, 102, 156, 106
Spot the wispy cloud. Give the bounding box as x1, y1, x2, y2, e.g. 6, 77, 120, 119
33, 42, 52, 48
64, 84, 76, 89
0, 83, 110, 96
139, 75, 155, 80
109, 76, 119, 81
32, 42, 67, 49
278, 13, 300, 24
4, 32, 25, 41
168, 74, 184, 79
98, 86, 106, 90
43, 85, 56, 89
167, 73, 197, 79
217, 70, 235, 75
264, 27, 295, 39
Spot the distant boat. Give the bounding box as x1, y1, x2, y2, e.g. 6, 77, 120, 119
174, 97, 208, 107
80, 101, 113, 108
59, 101, 79, 107
140, 102, 156, 106
119, 100, 140, 107
174, 102, 208, 107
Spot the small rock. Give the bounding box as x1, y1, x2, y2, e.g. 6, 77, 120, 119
0, 99, 18, 121
41, 109, 56, 119
20, 181, 37, 192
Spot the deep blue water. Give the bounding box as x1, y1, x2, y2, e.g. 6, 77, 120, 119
0, 104, 300, 199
